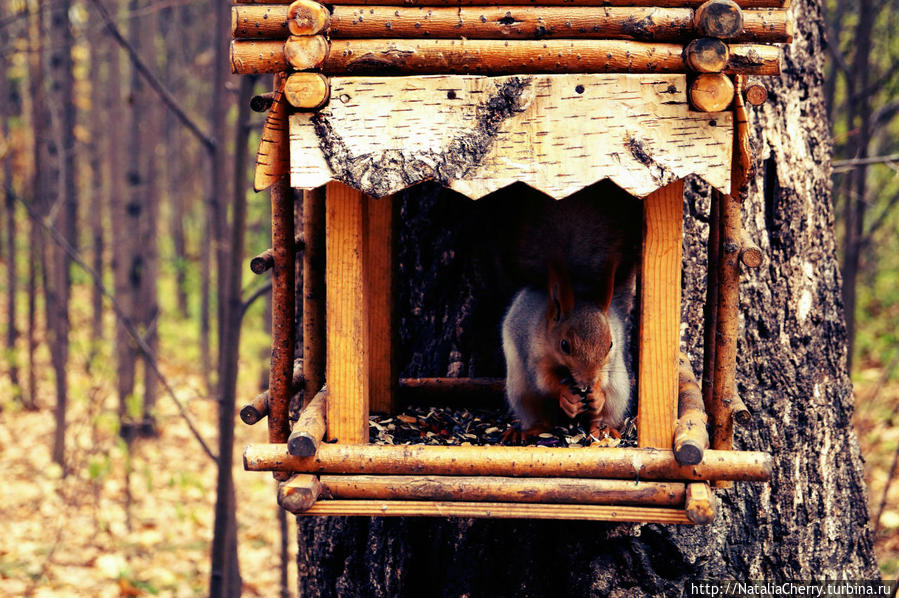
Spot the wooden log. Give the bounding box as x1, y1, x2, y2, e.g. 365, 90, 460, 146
232, 5, 289, 39
284, 72, 330, 110
638, 181, 683, 449
238, 6, 790, 43
250, 91, 277, 112
365, 195, 397, 414
268, 172, 296, 460
711, 75, 751, 460
743, 83, 768, 105
288, 385, 328, 456
321, 39, 780, 76
298, 500, 694, 522
685, 482, 717, 523
302, 187, 326, 414
287, 0, 330, 36
250, 233, 306, 274
330, 6, 787, 42
319, 475, 687, 505
277, 474, 323, 513
325, 182, 370, 444
244, 444, 774, 481
235, 0, 786, 9
685, 38, 730, 73
740, 230, 763, 267
240, 391, 269, 425
231, 39, 288, 75
674, 354, 709, 466
694, 0, 744, 38
689, 73, 735, 112
728, 393, 752, 425
284, 35, 330, 70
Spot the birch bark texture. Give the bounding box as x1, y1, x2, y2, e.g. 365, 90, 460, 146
294, 0, 878, 592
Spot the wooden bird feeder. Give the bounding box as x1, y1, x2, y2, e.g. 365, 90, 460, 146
234, 0, 787, 524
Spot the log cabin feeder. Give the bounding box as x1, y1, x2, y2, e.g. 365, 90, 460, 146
234, 0, 786, 524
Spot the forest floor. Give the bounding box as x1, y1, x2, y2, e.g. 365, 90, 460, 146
853, 368, 899, 580
0, 287, 294, 597
0, 294, 897, 596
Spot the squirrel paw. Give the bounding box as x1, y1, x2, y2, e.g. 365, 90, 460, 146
559, 387, 587, 419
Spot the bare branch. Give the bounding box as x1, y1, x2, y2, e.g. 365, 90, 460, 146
832, 152, 899, 172
86, 0, 216, 151
241, 280, 273, 320
10, 187, 218, 464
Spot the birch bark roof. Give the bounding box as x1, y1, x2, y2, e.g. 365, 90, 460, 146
290, 74, 733, 199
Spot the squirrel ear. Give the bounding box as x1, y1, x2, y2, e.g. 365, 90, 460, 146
547, 260, 574, 322
597, 259, 617, 313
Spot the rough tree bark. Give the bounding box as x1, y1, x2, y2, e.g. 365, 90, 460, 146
293, 0, 877, 593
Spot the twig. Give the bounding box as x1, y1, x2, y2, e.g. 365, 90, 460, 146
242, 280, 273, 320
86, 0, 216, 151
11, 188, 218, 464
832, 152, 899, 172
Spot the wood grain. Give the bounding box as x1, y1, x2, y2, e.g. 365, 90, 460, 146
296, 500, 696, 523
234, 0, 786, 8
689, 73, 735, 112
290, 74, 733, 200
638, 180, 683, 449
325, 182, 370, 444
365, 195, 397, 414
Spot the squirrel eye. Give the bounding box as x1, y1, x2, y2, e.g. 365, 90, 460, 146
560, 339, 571, 355
609, 340, 614, 351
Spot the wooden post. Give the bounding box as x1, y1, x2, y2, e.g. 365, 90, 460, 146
325, 182, 370, 444
685, 482, 717, 523
674, 354, 709, 465
365, 195, 397, 414
303, 187, 326, 412
638, 180, 683, 449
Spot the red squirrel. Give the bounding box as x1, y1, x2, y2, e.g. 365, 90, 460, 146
499, 182, 639, 440
502, 260, 631, 438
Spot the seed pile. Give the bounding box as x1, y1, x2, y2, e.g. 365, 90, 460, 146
369, 405, 638, 448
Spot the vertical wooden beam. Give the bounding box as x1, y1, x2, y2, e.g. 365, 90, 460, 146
638, 180, 684, 449
269, 175, 295, 448
365, 195, 397, 414
325, 182, 370, 443
303, 187, 326, 406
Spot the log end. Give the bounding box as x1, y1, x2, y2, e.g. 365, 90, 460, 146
288, 429, 320, 457
740, 245, 763, 268
250, 255, 272, 274
694, 0, 745, 39
743, 83, 768, 106
284, 35, 330, 71
278, 474, 323, 513
689, 73, 735, 112
240, 404, 264, 425
685, 38, 730, 74
685, 483, 717, 524
674, 440, 705, 466
285, 73, 330, 110
287, 0, 331, 37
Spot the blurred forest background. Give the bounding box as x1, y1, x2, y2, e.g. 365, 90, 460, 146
0, 0, 897, 595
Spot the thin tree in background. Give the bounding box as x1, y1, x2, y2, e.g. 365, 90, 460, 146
46, 0, 77, 469
26, 0, 45, 412
88, 21, 107, 350
1, 0, 22, 404
208, 72, 254, 598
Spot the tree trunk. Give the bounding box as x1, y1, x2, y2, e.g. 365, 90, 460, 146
1, 2, 22, 403
209, 71, 253, 598
88, 24, 107, 349
293, 0, 878, 591
46, 0, 77, 469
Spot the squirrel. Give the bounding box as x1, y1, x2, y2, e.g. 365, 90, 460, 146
501, 260, 632, 439
497, 182, 640, 440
